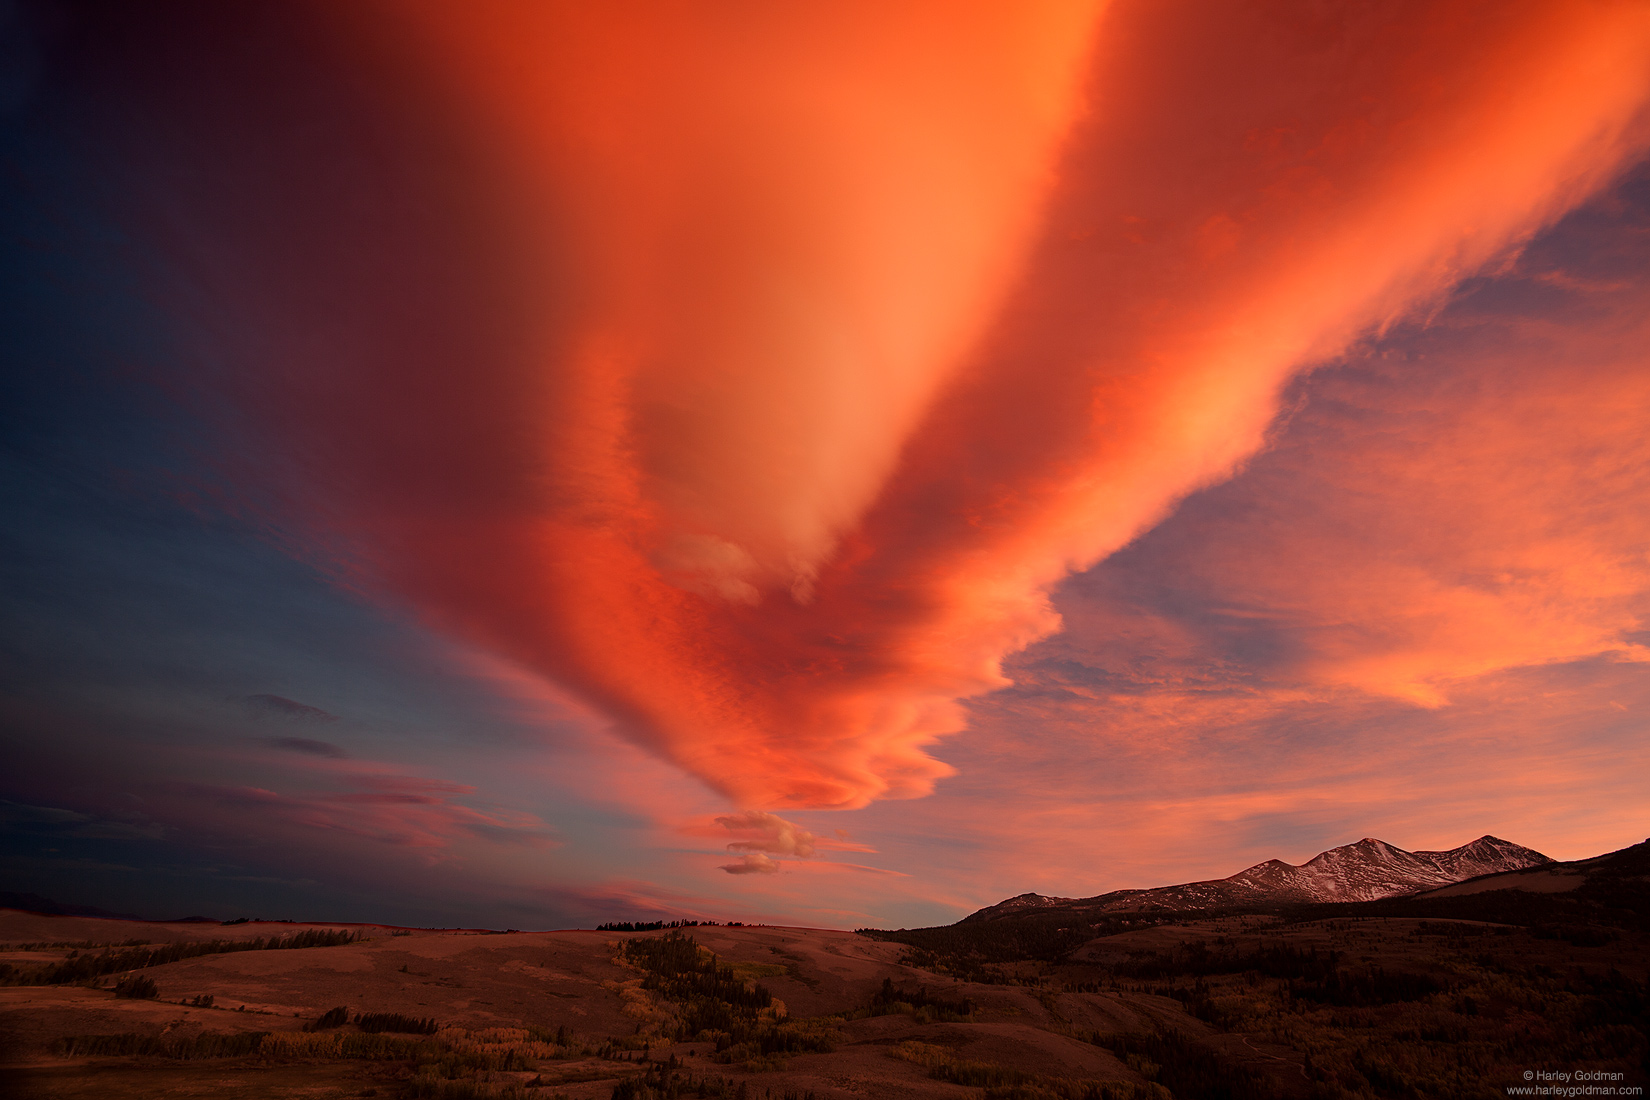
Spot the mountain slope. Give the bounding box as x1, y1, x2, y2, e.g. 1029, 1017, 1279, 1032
1414, 836, 1648, 902
963, 835, 1551, 921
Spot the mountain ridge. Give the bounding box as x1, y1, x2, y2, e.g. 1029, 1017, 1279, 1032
962, 834, 1552, 922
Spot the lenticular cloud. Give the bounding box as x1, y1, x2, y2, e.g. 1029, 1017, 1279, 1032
283, 1, 1650, 811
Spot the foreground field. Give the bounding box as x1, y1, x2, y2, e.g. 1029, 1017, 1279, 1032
0, 912, 1167, 1100
0, 899, 1645, 1099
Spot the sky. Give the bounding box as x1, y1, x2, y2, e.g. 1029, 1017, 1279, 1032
3, 0, 1650, 931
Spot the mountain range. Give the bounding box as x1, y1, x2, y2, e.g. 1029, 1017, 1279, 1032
963, 834, 1552, 921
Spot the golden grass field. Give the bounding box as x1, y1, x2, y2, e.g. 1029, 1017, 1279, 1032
1, 902, 1644, 1100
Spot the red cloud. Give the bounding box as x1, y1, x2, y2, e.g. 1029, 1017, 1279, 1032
201, 2, 1650, 813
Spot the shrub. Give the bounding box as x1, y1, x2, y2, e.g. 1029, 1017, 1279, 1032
55, 1031, 267, 1059
355, 1011, 438, 1035
306, 1005, 349, 1030
112, 974, 158, 999
23, 929, 364, 986
259, 1030, 429, 1061
891, 1040, 1166, 1100
864, 977, 973, 1019
620, 932, 834, 1064
1091, 1030, 1269, 1100
1288, 966, 1444, 1007
608, 1055, 741, 1098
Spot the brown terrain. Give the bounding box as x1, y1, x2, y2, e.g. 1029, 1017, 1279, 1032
0, 913, 1171, 1100
1, 839, 1645, 1099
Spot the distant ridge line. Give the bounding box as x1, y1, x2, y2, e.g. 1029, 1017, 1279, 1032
0, 891, 148, 922
962, 834, 1553, 922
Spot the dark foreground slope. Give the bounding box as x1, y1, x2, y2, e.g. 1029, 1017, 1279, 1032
863, 839, 1650, 1099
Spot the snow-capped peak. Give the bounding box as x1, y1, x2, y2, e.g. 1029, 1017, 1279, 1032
962, 833, 1553, 921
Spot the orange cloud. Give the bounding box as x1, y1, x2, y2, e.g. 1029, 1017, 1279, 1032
287, 1, 1650, 814
912, 651, 1650, 907
1034, 225, 1650, 710
887, 175, 1650, 905
714, 810, 818, 860
1261, 341, 1650, 706
719, 853, 780, 876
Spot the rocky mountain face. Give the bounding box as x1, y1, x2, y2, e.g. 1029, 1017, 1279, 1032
962, 835, 1551, 922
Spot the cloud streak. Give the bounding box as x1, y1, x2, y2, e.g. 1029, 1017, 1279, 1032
243, 695, 338, 723
189, 775, 557, 852
265, 737, 348, 759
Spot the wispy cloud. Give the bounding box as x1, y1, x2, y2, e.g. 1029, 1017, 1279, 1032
242, 694, 338, 722
0, 800, 169, 842
264, 736, 348, 758
187, 775, 557, 851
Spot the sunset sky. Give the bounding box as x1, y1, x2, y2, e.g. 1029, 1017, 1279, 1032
4, 0, 1650, 930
